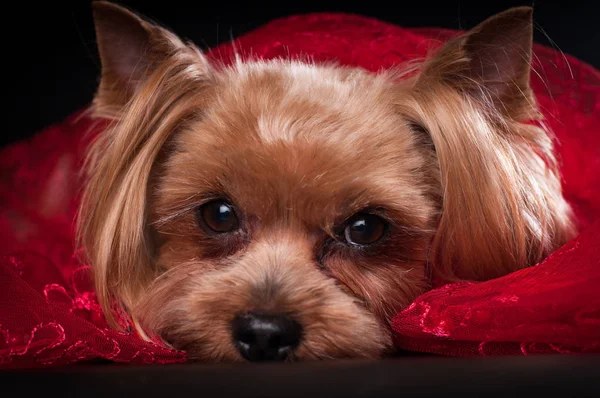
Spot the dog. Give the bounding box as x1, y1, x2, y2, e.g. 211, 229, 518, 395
76, 1, 577, 362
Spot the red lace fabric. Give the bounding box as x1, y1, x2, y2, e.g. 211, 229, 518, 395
1, 13, 598, 368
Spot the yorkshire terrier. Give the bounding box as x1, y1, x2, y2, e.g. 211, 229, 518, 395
77, 1, 577, 362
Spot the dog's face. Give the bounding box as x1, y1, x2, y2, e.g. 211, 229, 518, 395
78, 2, 576, 362
144, 62, 437, 360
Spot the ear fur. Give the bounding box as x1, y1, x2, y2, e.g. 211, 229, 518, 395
406, 7, 577, 281
91, 1, 211, 115
417, 6, 539, 121
78, 1, 213, 329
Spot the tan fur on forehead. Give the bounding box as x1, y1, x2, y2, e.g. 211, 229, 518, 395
155, 58, 435, 229
209, 58, 409, 144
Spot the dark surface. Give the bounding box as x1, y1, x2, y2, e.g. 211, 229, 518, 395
4, 0, 599, 148
3, 355, 600, 397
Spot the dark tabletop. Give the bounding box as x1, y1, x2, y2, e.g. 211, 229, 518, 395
3, 354, 600, 397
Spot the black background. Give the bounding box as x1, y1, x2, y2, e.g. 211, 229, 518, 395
4, 0, 599, 149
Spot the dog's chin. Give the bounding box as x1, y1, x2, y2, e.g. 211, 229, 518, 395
132, 257, 393, 362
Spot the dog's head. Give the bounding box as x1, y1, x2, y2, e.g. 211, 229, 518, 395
77, 2, 576, 361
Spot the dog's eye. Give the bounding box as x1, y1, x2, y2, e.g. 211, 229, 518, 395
343, 213, 387, 246
197, 200, 239, 233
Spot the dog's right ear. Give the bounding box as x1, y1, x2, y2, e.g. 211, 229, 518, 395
82, 2, 214, 330
91, 1, 204, 111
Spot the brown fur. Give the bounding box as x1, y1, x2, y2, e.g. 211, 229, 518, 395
76, 1, 577, 361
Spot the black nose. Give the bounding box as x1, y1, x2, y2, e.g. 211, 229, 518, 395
232, 312, 302, 362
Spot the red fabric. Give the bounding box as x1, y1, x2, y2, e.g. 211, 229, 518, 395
1, 13, 599, 368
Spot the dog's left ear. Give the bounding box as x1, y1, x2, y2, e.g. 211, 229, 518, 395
417, 6, 538, 120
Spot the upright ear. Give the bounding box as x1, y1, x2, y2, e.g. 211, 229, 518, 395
417, 6, 538, 120
403, 7, 576, 282
81, 2, 214, 330
92, 1, 190, 110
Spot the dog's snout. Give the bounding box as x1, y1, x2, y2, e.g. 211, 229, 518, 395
232, 312, 302, 362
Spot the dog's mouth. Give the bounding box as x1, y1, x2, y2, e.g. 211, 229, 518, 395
134, 247, 396, 363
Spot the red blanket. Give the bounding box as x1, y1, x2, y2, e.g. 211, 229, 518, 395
1, 13, 599, 368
